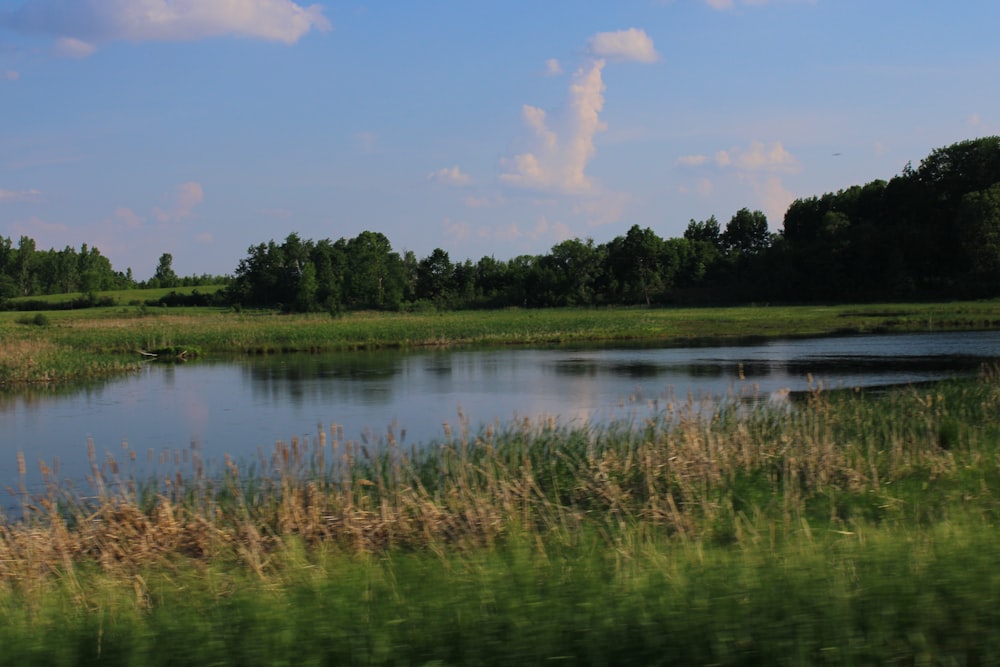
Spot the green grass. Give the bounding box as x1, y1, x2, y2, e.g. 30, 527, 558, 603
2, 299, 1000, 384
5, 284, 225, 306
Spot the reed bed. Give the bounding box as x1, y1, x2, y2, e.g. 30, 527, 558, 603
0, 372, 998, 663
3, 299, 1000, 385
4, 372, 999, 574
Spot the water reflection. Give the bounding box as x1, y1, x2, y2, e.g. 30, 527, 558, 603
1, 330, 999, 491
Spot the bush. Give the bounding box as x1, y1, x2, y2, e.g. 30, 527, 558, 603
16, 312, 50, 326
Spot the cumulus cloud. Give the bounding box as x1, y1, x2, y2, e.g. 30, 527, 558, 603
0, 188, 41, 203
500, 29, 658, 196
678, 141, 798, 173
154, 181, 204, 222
428, 165, 472, 186
587, 28, 659, 63
544, 58, 563, 76
2, 0, 330, 56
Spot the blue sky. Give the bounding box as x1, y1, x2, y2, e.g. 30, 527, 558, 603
1, 0, 998, 279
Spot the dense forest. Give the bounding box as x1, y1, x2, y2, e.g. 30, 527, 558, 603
3, 137, 1000, 311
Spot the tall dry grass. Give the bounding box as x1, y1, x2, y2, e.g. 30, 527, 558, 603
3, 369, 997, 590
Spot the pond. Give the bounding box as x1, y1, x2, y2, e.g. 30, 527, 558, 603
2, 330, 998, 494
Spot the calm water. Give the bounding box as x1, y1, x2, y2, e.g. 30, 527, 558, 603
2, 330, 998, 491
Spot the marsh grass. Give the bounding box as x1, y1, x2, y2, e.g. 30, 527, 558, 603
2, 299, 999, 384
1, 372, 999, 663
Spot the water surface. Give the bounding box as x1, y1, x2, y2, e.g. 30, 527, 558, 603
2, 330, 998, 491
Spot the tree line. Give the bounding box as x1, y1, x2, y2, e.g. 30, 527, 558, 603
3, 136, 999, 311
0, 239, 228, 307
229, 137, 1000, 311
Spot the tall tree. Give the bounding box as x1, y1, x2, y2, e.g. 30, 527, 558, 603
154, 252, 179, 288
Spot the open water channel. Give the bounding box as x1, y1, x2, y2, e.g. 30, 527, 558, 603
2, 330, 999, 495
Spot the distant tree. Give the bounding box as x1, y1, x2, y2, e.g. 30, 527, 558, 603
154, 253, 179, 288
416, 247, 454, 303
606, 225, 666, 306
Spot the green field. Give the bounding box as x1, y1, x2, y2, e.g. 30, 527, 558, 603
2, 371, 999, 664
2, 298, 1000, 384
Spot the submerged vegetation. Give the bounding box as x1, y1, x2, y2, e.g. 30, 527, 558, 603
1, 370, 999, 663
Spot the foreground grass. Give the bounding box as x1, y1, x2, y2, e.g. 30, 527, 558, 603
2, 372, 999, 664
2, 299, 1000, 384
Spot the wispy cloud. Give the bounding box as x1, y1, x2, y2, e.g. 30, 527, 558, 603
704, 0, 815, 9
356, 131, 377, 154
500, 29, 659, 195
428, 165, 472, 186
114, 207, 143, 228
544, 58, 563, 76
678, 141, 798, 173
2, 69, 19, 81
153, 181, 204, 222
1, 0, 331, 57
0, 188, 41, 203
55, 36, 97, 58
677, 141, 799, 222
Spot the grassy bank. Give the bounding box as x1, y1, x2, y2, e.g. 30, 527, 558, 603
2, 371, 999, 663
2, 299, 1000, 384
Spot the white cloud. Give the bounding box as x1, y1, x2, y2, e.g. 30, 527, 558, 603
545, 58, 563, 76
2, 70, 19, 81
728, 141, 797, 171
501, 29, 658, 196
428, 165, 472, 186
587, 28, 659, 63
55, 36, 98, 58
500, 59, 608, 194
154, 181, 204, 222
3, 0, 330, 56
678, 141, 798, 173
0, 188, 41, 203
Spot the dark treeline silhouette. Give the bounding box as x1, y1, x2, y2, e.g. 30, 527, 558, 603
3, 137, 999, 312
229, 137, 1000, 311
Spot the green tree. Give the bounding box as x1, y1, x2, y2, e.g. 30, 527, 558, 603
416, 248, 454, 303
344, 231, 404, 309
154, 253, 179, 288
722, 208, 771, 257
957, 183, 1000, 277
